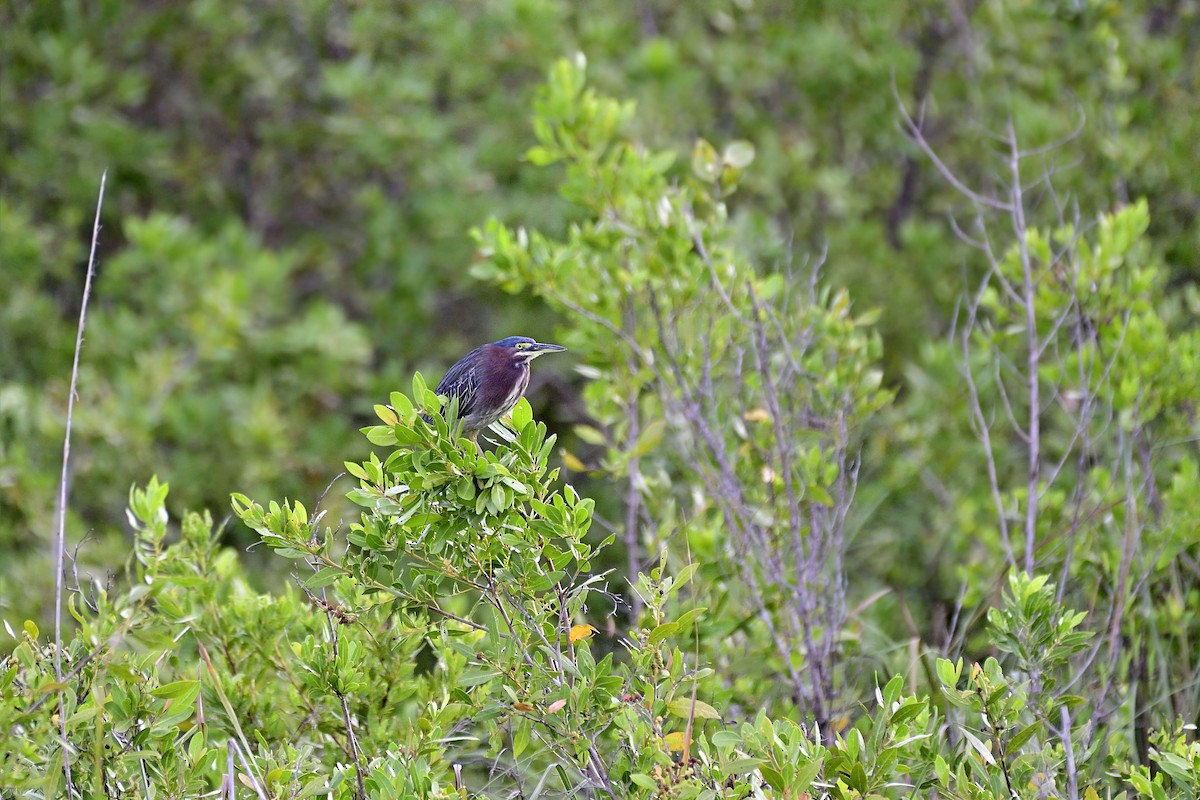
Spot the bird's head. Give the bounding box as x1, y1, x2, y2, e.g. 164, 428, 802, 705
490, 336, 567, 364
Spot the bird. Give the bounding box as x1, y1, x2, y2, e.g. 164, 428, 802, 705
430, 336, 567, 444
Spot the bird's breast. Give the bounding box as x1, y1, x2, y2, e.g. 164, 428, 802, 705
502, 363, 530, 413
467, 360, 528, 427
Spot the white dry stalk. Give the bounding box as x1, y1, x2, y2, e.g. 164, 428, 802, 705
53, 170, 106, 797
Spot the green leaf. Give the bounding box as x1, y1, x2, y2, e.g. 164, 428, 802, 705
362, 425, 398, 446
456, 478, 477, 501
391, 424, 425, 446
65, 704, 101, 726
458, 669, 501, 688
525, 146, 560, 166
630, 774, 657, 790
1128, 771, 1154, 797
808, 484, 834, 506
1151, 752, 1196, 786
793, 758, 823, 791
303, 567, 341, 590
759, 765, 785, 792
152, 680, 200, 708
882, 674, 904, 706
889, 699, 926, 726
667, 697, 720, 720
512, 718, 530, 758
728, 758, 761, 775
1007, 722, 1041, 751
936, 657, 961, 688
412, 372, 428, 405
633, 419, 665, 457
389, 391, 414, 419
710, 730, 741, 748
475, 705, 504, 723
511, 397, 533, 430
297, 777, 335, 799
934, 755, 950, 786
847, 762, 868, 793
673, 607, 707, 629
647, 621, 679, 645
672, 562, 699, 590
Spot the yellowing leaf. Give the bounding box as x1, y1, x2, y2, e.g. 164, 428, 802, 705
742, 408, 770, 422
663, 731, 690, 752
569, 624, 597, 644
546, 698, 567, 714
374, 404, 398, 425
691, 138, 719, 182
512, 702, 535, 713
561, 450, 588, 472
573, 425, 607, 445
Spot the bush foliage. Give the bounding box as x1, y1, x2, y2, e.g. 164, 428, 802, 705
2, 2, 1198, 798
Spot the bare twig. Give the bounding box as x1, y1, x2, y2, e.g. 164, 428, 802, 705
53, 170, 107, 797
959, 282, 1017, 570
229, 739, 270, 800
1006, 118, 1041, 576
894, 82, 1013, 213
622, 299, 645, 619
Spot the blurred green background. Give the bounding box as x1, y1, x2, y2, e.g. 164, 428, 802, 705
2, 0, 1196, 637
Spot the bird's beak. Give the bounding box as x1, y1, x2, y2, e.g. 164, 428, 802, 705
525, 342, 567, 359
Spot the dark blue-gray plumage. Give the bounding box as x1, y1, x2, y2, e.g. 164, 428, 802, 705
432, 336, 566, 442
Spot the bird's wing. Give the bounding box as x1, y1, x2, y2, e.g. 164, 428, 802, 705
435, 350, 482, 419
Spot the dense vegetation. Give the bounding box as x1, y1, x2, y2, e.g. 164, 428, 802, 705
2, 1, 1197, 798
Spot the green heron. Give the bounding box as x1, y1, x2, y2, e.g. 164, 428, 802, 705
431, 336, 566, 443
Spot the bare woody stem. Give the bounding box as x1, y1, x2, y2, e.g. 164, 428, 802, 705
1007, 119, 1040, 576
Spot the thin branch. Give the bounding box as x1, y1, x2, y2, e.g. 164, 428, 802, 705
543, 285, 651, 365
1018, 105, 1087, 159
623, 390, 644, 618
228, 739, 270, 800
1006, 118, 1040, 576
893, 82, 1013, 212
54, 170, 107, 798
26, 646, 105, 716
947, 213, 987, 252
959, 277, 1016, 570
683, 202, 747, 324
976, 216, 1023, 308
991, 346, 1030, 446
